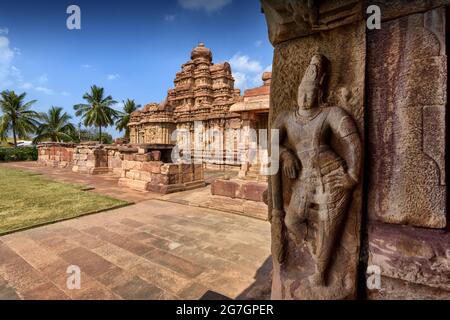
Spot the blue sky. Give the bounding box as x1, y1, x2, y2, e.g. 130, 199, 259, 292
0, 0, 273, 137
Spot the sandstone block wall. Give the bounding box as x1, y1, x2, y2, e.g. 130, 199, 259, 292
211, 179, 266, 202
71, 145, 109, 175
38, 143, 206, 194
37, 143, 75, 168
118, 153, 205, 194
106, 146, 123, 176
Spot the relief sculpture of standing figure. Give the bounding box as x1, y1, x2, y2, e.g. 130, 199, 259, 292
271, 54, 362, 286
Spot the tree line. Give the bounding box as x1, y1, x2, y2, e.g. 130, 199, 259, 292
0, 85, 140, 147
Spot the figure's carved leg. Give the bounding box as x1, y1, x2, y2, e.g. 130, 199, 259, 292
309, 191, 351, 286
285, 187, 308, 244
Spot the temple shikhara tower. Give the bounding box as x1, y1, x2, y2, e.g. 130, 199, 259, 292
129, 42, 264, 168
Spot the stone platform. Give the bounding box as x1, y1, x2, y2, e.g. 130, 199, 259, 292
211, 178, 267, 203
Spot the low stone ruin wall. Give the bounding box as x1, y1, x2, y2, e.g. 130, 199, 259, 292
72, 144, 110, 175
211, 178, 266, 202
106, 146, 123, 176
37, 143, 75, 168
37, 143, 205, 194
118, 155, 205, 194
210, 178, 268, 220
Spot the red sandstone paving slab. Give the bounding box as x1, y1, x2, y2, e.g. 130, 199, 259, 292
104, 222, 137, 235
110, 275, 164, 300
195, 269, 256, 299
52, 227, 106, 249
169, 245, 256, 277
139, 234, 182, 252
59, 247, 117, 278
36, 257, 71, 279
92, 243, 148, 270
21, 281, 70, 300
37, 236, 81, 254
97, 266, 136, 288
128, 260, 192, 295
0, 275, 21, 300
50, 269, 106, 297
2, 238, 62, 271
0, 195, 271, 300
177, 282, 211, 300
82, 226, 154, 256
143, 248, 205, 278
0, 255, 48, 293
136, 225, 197, 247
120, 218, 146, 228
138, 213, 267, 253
0, 242, 26, 267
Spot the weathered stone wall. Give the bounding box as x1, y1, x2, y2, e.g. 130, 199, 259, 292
37, 143, 75, 168
105, 146, 123, 176
211, 179, 266, 202
365, 4, 450, 299
72, 144, 109, 175
118, 154, 205, 194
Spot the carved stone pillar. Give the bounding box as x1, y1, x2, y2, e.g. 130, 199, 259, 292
262, 0, 365, 300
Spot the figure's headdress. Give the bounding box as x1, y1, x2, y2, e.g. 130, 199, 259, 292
299, 54, 327, 90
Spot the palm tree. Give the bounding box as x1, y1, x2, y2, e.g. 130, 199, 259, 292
74, 85, 119, 144
0, 90, 40, 147
33, 107, 76, 143
115, 99, 140, 139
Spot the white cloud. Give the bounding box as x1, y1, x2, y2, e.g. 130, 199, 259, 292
107, 74, 119, 80
37, 73, 48, 84
35, 86, 54, 95
0, 29, 65, 95
19, 82, 33, 89
229, 53, 263, 73
178, 0, 232, 13
61, 91, 71, 96
0, 36, 15, 85
254, 40, 263, 47
81, 64, 91, 68
233, 72, 247, 90
10, 65, 23, 82
228, 53, 271, 91
164, 14, 177, 22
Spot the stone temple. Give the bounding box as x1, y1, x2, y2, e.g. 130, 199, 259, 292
128, 42, 270, 172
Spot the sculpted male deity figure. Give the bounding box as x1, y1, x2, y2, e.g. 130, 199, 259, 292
271, 54, 362, 287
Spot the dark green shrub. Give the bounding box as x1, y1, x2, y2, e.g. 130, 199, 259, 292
0, 146, 38, 162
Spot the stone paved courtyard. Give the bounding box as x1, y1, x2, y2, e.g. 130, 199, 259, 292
0, 164, 271, 300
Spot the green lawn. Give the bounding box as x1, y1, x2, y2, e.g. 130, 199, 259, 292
0, 167, 130, 235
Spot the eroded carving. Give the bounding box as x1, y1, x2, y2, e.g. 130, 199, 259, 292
271, 54, 362, 288
261, 0, 363, 45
